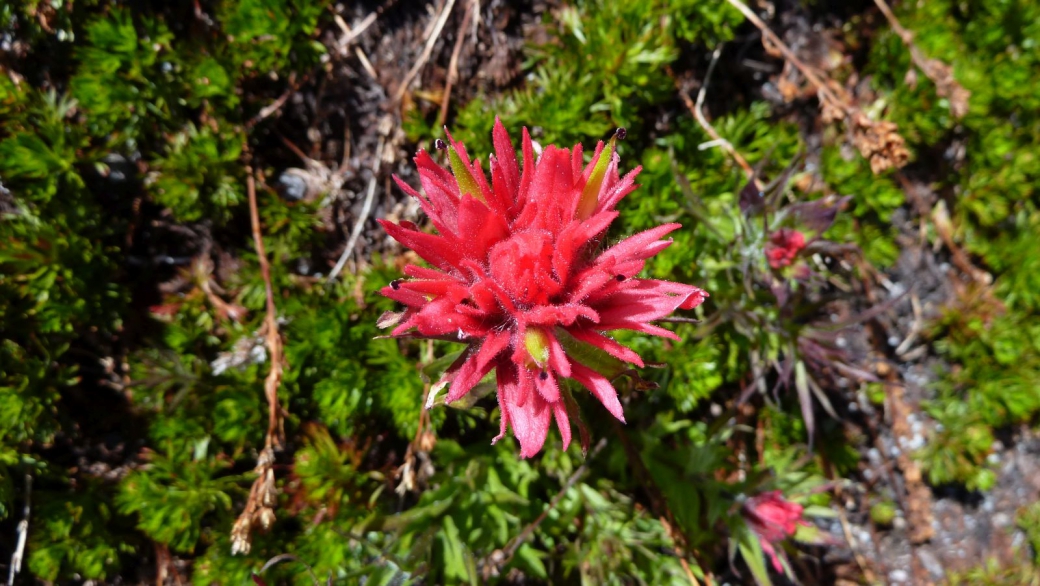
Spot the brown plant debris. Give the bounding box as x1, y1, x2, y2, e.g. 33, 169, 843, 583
848, 111, 911, 175
874, 0, 970, 119
725, 0, 910, 175
230, 447, 278, 555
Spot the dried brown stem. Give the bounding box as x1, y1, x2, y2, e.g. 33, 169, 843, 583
393, 0, 456, 107
332, 11, 379, 80
246, 72, 312, 130
664, 515, 708, 586
232, 152, 287, 555
673, 48, 758, 184
723, 0, 845, 113
873, 0, 969, 117
326, 128, 387, 284
725, 0, 909, 173
335, 10, 378, 49
893, 172, 991, 286
823, 461, 876, 582
247, 167, 285, 449
231, 447, 278, 555
438, 0, 479, 127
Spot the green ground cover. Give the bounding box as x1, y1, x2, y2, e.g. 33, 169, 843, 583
2, 0, 1039, 583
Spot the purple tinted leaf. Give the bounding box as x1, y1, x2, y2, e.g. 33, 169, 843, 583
739, 179, 765, 215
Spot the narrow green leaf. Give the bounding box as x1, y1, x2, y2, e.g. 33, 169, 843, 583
555, 328, 627, 379
575, 134, 617, 220
515, 544, 548, 579
448, 146, 484, 203
738, 531, 774, 586
794, 359, 814, 443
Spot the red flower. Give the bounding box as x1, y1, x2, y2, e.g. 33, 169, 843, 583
742, 491, 809, 572
378, 119, 707, 458
765, 228, 806, 269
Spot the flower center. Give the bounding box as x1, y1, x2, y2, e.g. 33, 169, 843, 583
487, 230, 562, 307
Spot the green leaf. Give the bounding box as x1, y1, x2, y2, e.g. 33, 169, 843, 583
448, 145, 484, 203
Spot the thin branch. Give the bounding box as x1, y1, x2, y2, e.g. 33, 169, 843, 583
873, 0, 969, 117
723, 0, 844, 112
247, 74, 298, 129
872, 0, 912, 40
247, 165, 285, 449
332, 12, 379, 81
327, 131, 385, 285
662, 515, 706, 586
724, 0, 909, 173
675, 46, 757, 182
837, 503, 875, 582
335, 11, 378, 50
393, 0, 456, 106
438, 0, 479, 127
328, 175, 378, 283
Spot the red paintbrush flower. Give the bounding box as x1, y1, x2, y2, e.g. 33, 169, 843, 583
378, 119, 707, 458
742, 491, 810, 572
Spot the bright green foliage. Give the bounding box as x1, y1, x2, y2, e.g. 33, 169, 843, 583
28, 482, 131, 581
918, 401, 997, 491
442, 0, 741, 152
70, 9, 179, 138
116, 445, 238, 553
148, 125, 245, 223
1019, 501, 1040, 565
220, 0, 328, 73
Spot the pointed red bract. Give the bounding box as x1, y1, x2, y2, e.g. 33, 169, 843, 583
380, 120, 708, 457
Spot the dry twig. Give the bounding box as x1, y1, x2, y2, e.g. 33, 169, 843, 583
247, 72, 302, 129
332, 12, 378, 80
438, 0, 480, 126
825, 473, 876, 582
873, 0, 969, 118
326, 115, 393, 284
335, 11, 378, 50
674, 47, 758, 184
660, 516, 707, 586
231, 154, 286, 555
393, 0, 457, 106
249, 171, 285, 449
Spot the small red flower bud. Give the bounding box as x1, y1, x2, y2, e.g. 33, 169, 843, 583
765, 228, 807, 269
